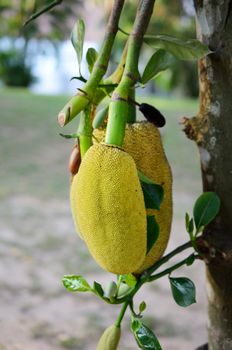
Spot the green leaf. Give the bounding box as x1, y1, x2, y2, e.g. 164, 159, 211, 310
62, 275, 91, 292
120, 274, 137, 288
59, 133, 79, 139
139, 301, 147, 314
141, 182, 164, 210
92, 105, 108, 129
144, 34, 211, 60
71, 18, 85, 74
131, 318, 162, 350
141, 49, 174, 84
169, 277, 196, 307
185, 213, 194, 235
86, 47, 98, 73
193, 192, 220, 232
185, 254, 196, 266
138, 171, 164, 210
146, 216, 159, 253
93, 281, 104, 297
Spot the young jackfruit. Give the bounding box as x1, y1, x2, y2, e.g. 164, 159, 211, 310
70, 143, 147, 274
94, 121, 172, 273
96, 325, 121, 350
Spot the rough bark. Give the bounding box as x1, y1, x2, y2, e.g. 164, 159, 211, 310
182, 1, 232, 349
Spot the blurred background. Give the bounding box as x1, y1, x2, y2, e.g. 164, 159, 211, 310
0, 1, 206, 349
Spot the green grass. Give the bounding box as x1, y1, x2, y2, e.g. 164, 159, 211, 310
0, 88, 201, 214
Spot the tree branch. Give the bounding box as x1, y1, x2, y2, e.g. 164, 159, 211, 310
24, 0, 63, 26
105, 0, 156, 146
58, 0, 125, 126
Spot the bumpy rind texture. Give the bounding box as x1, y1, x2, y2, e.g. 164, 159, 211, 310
70, 143, 147, 274
94, 122, 172, 273
96, 325, 121, 350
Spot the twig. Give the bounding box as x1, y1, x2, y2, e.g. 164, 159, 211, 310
58, 0, 125, 126
105, 0, 156, 145
148, 254, 199, 282
24, 0, 63, 26
143, 240, 193, 278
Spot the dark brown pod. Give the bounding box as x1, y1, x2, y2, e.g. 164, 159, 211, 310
139, 103, 166, 127
69, 141, 81, 176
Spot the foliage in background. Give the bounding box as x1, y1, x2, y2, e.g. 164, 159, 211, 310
0, 49, 35, 87
0, 0, 82, 87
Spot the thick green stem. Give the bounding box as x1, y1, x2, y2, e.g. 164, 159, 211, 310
78, 106, 93, 158
105, 0, 156, 146
115, 301, 129, 327
58, 0, 125, 126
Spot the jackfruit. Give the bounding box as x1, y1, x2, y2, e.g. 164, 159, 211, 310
96, 325, 121, 350
70, 143, 147, 274
94, 121, 172, 273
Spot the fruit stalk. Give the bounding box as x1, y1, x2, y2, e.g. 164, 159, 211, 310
58, 0, 125, 126
77, 106, 93, 158
115, 301, 129, 327
105, 0, 156, 146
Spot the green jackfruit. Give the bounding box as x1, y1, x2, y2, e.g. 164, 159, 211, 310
70, 143, 147, 274
94, 122, 172, 273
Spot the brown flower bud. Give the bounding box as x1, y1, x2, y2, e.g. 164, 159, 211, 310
69, 141, 81, 176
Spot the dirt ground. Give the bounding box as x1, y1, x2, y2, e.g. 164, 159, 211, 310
0, 90, 206, 350
0, 192, 208, 350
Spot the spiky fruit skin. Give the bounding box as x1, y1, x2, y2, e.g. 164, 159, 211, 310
94, 122, 172, 273
70, 143, 147, 274
96, 325, 121, 350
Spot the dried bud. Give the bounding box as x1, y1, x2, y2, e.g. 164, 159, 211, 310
69, 141, 81, 176
139, 103, 166, 127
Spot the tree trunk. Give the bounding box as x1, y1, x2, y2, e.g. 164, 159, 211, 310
183, 1, 232, 349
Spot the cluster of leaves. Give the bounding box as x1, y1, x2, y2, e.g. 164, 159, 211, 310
0, 49, 35, 87
71, 17, 210, 90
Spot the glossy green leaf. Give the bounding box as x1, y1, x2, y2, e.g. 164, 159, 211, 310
138, 171, 164, 210
146, 216, 159, 253
86, 47, 98, 73
71, 18, 85, 74
193, 192, 220, 231
62, 275, 91, 292
93, 281, 104, 297
186, 254, 196, 266
169, 277, 196, 307
141, 182, 164, 210
92, 105, 108, 129
139, 301, 147, 314
131, 318, 162, 350
141, 49, 174, 84
144, 34, 211, 60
